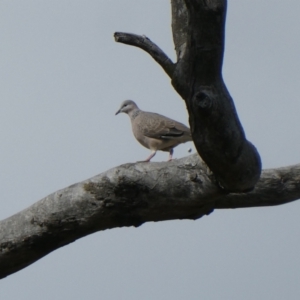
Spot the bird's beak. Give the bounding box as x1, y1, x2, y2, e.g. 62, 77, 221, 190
115, 109, 121, 115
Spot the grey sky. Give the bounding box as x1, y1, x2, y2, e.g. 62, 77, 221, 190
1, 1, 300, 299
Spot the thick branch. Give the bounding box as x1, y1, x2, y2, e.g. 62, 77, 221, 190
172, 0, 262, 192
114, 0, 262, 192
114, 32, 175, 77
1, 154, 300, 279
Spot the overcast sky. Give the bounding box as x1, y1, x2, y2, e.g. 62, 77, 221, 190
1, 1, 300, 299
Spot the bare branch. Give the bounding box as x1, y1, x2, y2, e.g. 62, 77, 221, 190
169, 0, 262, 192
114, 1, 262, 192
1, 154, 300, 279
114, 32, 175, 78
216, 164, 300, 208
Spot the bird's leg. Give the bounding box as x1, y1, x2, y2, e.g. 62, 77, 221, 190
138, 150, 156, 162
168, 149, 174, 161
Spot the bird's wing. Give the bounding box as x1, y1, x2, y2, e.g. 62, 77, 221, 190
138, 112, 190, 139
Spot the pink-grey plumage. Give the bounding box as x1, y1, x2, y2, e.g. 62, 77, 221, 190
115, 100, 192, 162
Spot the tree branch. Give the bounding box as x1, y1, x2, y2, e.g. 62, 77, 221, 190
114, 0, 262, 192
1, 154, 300, 279
172, 0, 262, 192
114, 32, 175, 77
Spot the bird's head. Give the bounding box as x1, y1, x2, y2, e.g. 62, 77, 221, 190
115, 100, 139, 115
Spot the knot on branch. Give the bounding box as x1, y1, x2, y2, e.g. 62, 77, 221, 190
192, 89, 215, 115
194, 91, 212, 110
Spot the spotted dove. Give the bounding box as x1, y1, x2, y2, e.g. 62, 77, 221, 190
115, 100, 192, 162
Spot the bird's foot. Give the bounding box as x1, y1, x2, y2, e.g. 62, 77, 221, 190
168, 149, 174, 161
138, 151, 156, 163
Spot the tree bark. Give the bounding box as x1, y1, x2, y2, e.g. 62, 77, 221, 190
1, 154, 300, 279
115, 0, 261, 192
1, 0, 298, 281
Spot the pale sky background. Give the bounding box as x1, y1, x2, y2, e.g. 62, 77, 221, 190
1, 1, 300, 299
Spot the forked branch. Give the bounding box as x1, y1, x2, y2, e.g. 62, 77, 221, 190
115, 0, 262, 192
1, 0, 298, 282
1, 154, 300, 279
114, 32, 175, 77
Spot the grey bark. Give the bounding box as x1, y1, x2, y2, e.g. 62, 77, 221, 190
115, 0, 261, 192
0, 0, 298, 280
1, 154, 300, 279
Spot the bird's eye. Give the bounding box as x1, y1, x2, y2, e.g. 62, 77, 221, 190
124, 104, 127, 107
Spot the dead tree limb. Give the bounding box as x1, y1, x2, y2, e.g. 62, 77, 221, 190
1, 154, 300, 279
1, 0, 298, 282
114, 32, 175, 77
115, 0, 262, 192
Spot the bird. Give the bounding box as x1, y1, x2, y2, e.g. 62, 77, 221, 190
115, 100, 192, 162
